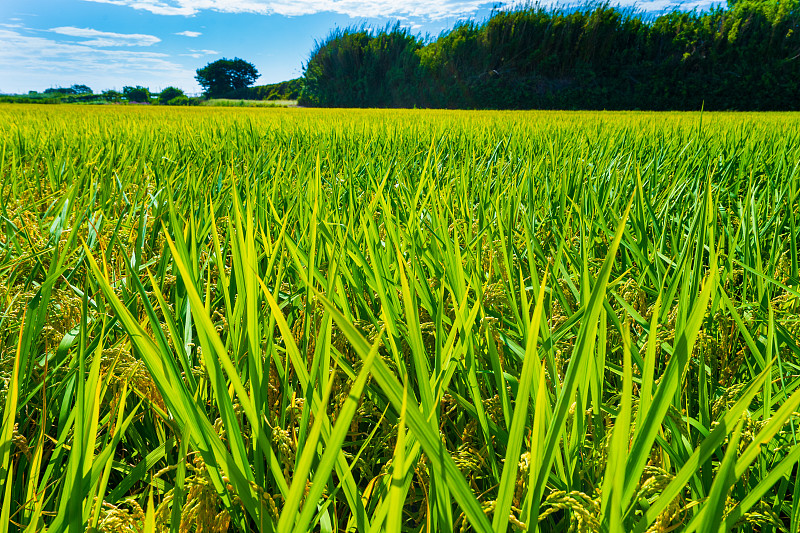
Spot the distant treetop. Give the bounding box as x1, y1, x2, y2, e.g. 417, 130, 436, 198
43, 84, 93, 95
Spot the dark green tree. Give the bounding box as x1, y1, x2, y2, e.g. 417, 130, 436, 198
70, 84, 93, 94
44, 87, 76, 95
123, 86, 150, 103
158, 86, 185, 104
195, 58, 259, 98
102, 90, 122, 102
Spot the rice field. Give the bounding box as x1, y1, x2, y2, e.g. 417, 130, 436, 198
1, 104, 800, 532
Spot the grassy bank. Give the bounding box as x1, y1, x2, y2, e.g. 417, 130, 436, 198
201, 99, 297, 108
1, 105, 799, 532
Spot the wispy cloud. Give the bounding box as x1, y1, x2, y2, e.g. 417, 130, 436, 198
81, 0, 496, 19
181, 48, 219, 57
0, 28, 190, 92
49, 26, 161, 46
175, 30, 202, 37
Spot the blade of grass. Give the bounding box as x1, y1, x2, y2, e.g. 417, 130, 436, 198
493, 269, 547, 533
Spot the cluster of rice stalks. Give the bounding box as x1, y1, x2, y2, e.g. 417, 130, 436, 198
1, 105, 799, 532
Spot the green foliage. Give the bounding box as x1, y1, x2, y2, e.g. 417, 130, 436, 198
102, 89, 122, 102
1, 105, 800, 532
43, 87, 75, 95
123, 85, 151, 103
41, 84, 93, 96
302, 2, 800, 109
0, 95, 62, 104
300, 24, 423, 107
70, 84, 93, 95
168, 95, 193, 106
158, 86, 185, 105
0, 89, 102, 104
195, 57, 259, 98
212, 78, 303, 100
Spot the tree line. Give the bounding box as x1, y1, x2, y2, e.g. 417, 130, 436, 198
1, 85, 194, 105
298, 0, 800, 110
2, 59, 294, 105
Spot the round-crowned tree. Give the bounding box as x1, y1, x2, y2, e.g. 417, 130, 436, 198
158, 86, 185, 104
195, 58, 259, 98
123, 86, 150, 103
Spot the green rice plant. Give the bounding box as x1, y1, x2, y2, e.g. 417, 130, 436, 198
0, 104, 799, 532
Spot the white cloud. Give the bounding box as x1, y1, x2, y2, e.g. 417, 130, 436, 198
49, 26, 161, 47
80, 0, 718, 19
81, 0, 495, 19
181, 48, 219, 57
175, 30, 202, 37
0, 28, 196, 93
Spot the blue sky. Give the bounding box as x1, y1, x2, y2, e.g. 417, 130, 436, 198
0, 0, 717, 95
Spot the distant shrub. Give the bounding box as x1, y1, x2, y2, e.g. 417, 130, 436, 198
166, 95, 191, 106
215, 78, 303, 101
0, 96, 62, 104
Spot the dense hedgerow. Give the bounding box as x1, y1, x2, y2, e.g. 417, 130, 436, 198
300, 1, 800, 110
